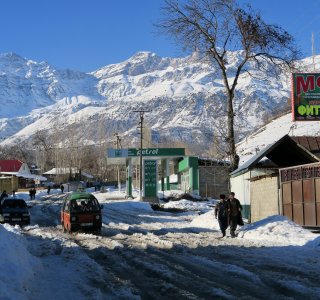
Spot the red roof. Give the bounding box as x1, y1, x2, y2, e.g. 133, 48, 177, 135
0, 160, 23, 172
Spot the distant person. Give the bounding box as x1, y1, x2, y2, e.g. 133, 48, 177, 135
215, 194, 229, 238
32, 188, 36, 200
228, 192, 243, 238
29, 188, 33, 200
12, 190, 16, 198
47, 185, 51, 195
0, 190, 8, 202
60, 184, 64, 194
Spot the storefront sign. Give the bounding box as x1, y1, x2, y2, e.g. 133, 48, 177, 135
108, 148, 185, 158
292, 73, 320, 120
128, 148, 185, 157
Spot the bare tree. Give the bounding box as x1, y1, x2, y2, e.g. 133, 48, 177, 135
157, 0, 299, 170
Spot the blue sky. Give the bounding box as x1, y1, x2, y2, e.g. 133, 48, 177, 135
0, 0, 319, 71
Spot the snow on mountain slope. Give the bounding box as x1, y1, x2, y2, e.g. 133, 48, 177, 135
0, 53, 104, 119
0, 50, 301, 150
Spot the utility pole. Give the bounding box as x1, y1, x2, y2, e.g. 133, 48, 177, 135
133, 110, 149, 200
114, 132, 122, 192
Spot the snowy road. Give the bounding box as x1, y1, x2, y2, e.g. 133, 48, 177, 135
4, 191, 320, 300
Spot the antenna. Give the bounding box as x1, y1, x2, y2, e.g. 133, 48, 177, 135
312, 32, 316, 71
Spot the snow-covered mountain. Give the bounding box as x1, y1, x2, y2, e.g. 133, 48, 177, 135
0, 50, 303, 152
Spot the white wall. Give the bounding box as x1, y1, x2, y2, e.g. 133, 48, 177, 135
230, 171, 251, 206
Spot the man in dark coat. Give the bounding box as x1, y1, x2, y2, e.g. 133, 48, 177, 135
215, 194, 229, 237
228, 192, 243, 238
0, 190, 8, 203
32, 188, 36, 200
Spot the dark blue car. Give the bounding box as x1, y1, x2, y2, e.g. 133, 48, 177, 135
0, 199, 31, 225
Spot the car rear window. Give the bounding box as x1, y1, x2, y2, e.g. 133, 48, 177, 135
70, 198, 100, 212
2, 200, 27, 209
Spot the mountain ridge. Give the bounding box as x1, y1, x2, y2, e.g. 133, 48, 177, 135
0, 50, 306, 153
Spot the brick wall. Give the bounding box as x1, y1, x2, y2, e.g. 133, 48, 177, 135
199, 166, 229, 198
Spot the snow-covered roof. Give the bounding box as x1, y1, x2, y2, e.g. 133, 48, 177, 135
0, 172, 47, 181
231, 135, 320, 177
43, 168, 93, 178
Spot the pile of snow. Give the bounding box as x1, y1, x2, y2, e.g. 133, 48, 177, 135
0, 224, 41, 299
239, 215, 320, 248
158, 190, 187, 200
190, 210, 220, 230
121, 200, 153, 212
162, 199, 213, 212
159, 189, 203, 201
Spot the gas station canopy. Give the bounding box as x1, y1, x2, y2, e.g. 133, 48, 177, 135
107, 148, 185, 164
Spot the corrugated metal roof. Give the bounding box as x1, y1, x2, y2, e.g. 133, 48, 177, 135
0, 160, 23, 172
231, 135, 320, 177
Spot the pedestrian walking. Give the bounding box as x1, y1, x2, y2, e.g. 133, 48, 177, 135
60, 184, 64, 194
32, 188, 36, 200
12, 190, 16, 198
29, 188, 33, 200
215, 194, 229, 237
228, 192, 243, 238
47, 185, 51, 195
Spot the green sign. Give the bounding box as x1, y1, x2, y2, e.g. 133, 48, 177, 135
292, 73, 320, 121
128, 148, 185, 157
144, 160, 157, 198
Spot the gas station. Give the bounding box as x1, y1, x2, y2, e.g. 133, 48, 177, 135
107, 148, 200, 202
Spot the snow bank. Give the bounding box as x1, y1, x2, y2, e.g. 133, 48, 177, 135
0, 224, 41, 300
103, 199, 153, 212
123, 200, 153, 212
190, 210, 220, 230
239, 215, 320, 248
163, 199, 214, 212
158, 190, 186, 200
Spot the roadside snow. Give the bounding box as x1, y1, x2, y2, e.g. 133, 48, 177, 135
239, 215, 320, 248
1, 188, 320, 299
158, 189, 202, 200
163, 199, 214, 212
0, 224, 41, 300
190, 210, 220, 230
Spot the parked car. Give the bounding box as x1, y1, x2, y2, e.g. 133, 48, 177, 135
61, 192, 103, 233
0, 199, 31, 225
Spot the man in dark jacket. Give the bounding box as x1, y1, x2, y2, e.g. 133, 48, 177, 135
0, 190, 8, 202
228, 192, 243, 238
215, 194, 229, 237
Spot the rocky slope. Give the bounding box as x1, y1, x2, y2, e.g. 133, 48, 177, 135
0, 50, 296, 153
